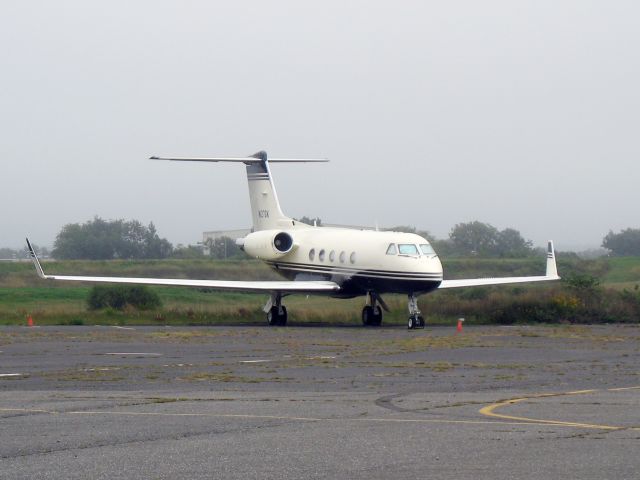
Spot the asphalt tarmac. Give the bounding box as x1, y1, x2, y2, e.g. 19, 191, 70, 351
1, 324, 639, 479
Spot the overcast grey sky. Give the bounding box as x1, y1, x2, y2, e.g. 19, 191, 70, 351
1, 1, 638, 250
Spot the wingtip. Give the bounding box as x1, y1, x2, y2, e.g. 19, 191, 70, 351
546, 240, 559, 278
25, 237, 35, 255
25, 238, 46, 279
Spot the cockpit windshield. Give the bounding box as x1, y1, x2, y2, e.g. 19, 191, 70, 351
420, 243, 435, 255
398, 244, 419, 256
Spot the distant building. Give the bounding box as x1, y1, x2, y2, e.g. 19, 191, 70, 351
202, 228, 251, 255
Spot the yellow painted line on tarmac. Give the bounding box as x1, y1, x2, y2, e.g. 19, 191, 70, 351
479, 386, 640, 430
3, 385, 639, 431
0, 407, 580, 428
607, 386, 640, 392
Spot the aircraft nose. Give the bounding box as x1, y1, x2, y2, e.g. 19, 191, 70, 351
422, 255, 443, 276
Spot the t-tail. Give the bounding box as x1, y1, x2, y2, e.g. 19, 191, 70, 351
150, 151, 327, 231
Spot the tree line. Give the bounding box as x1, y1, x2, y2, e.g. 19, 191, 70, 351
377, 222, 533, 258
52, 217, 173, 260
392, 223, 640, 258
602, 228, 640, 256
3, 217, 640, 260
46, 217, 245, 261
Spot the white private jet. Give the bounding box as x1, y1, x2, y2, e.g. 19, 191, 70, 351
27, 151, 560, 329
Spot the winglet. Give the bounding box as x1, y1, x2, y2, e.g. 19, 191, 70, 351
25, 238, 46, 279
546, 240, 559, 279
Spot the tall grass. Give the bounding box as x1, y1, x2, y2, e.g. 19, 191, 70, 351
1, 256, 638, 326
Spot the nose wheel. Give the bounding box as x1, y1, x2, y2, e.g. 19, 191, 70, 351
407, 294, 425, 330
407, 314, 425, 329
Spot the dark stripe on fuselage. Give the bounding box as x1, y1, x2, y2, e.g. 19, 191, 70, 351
266, 262, 442, 295
266, 260, 442, 279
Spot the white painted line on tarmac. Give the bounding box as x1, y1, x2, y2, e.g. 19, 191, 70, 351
240, 360, 271, 363
82, 367, 121, 372
111, 326, 135, 330
103, 353, 162, 357
0, 373, 27, 378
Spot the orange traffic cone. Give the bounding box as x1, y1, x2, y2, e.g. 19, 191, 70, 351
27, 315, 34, 327
456, 318, 464, 333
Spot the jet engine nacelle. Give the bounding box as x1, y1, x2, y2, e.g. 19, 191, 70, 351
241, 230, 295, 260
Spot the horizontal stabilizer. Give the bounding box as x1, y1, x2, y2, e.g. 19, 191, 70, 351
150, 156, 328, 163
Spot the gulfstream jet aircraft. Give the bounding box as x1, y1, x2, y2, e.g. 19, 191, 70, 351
27, 151, 560, 329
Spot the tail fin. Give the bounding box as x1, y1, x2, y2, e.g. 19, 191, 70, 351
245, 151, 290, 230
150, 151, 327, 231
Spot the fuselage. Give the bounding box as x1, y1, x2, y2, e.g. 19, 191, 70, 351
260, 227, 443, 297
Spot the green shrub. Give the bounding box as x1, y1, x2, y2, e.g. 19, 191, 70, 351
87, 285, 162, 310
423, 284, 640, 325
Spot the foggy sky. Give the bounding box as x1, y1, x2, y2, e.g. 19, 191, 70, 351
1, 1, 639, 251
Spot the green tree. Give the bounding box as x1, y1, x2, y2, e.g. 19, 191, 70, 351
52, 217, 173, 260
602, 228, 640, 256
448, 222, 534, 257
141, 222, 173, 259
495, 228, 534, 258
204, 236, 241, 259
449, 221, 499, 256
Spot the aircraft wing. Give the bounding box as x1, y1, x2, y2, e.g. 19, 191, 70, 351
25, 239, 339, 294
438, 241, 560, 289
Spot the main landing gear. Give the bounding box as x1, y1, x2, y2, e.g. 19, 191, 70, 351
262, 291, 424, 329
407, 293, 425, 330
362, 291, 384, 326
265, 292, 287, 326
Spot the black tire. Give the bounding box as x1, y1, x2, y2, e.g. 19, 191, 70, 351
371, 306, 383, 326
268, 306, 287, 326
417, 315, 425, 328
362, 306, 373, 326
278, 306, 288, 326
408, 316, 415, 329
